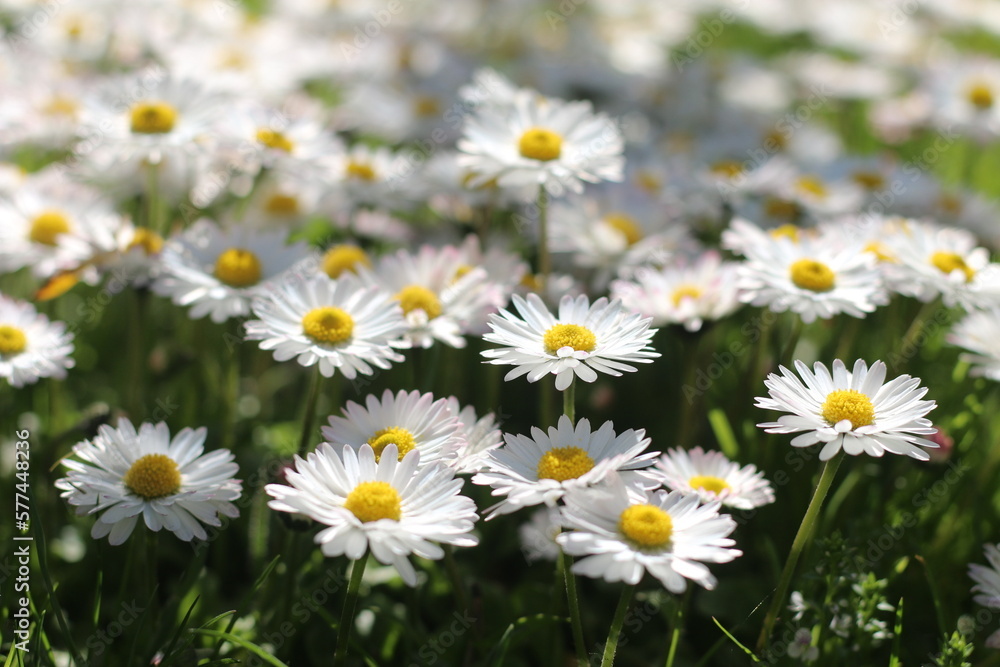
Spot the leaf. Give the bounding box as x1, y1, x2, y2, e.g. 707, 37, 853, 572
711, 617, 761, 663
188, 629, 291, 667
708, 409, 740, 458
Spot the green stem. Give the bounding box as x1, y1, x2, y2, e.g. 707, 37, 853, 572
779, 316, 804, 367
560, 549, 588, 666
600, 584, 635, 667
128, 289, 148, 421
665, 590, 690, 667
537, 185, 551, 294
223, 343, 241, 452
333, 555, 368, 667
146, 161, 162, 235
298, 368, 323, 456
443, 544, 469, 614
894, 298, 941, 372
563, 380, 576, 424
756, 453, 844, 653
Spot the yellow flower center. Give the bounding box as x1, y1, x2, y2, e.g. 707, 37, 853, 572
29, 210, 71, 246
769, 224, 800, 241
543, 324, 597, 354
789, 259, 835, 292
343, 481, 402, 522
263, 193, 300, 216
123, 453, 182, 500
968, 83, 994, 110
764, 198, 801, 220
346, 161, 376, 181
256, 128, 294, 153
796, 176, 827, 199
414, 96, 441, 117
0, 325, 27, 355
42, 96, 79, 118
689, 475, 731, 495
938, 194, 963, 215
636, 170, 662, 193
130, 101, 178, 134
518, 127, 563, 162
301, 307, 354, 344
930, 251, 975, 282
821, 389, 875, 428
863, 241, 895, 263
671, 285, 702, 306
127, 228, 164, 255
852, 171, 885, 190
367, 427, 417, 462
536, 446, 595, 482
618, 504, 673, 548
710, 160, 743, 178
395, 285, 442, 319
452, 264, 475, 282
604, 213, 643, 246
322, 245, 371, 279
214, 248, 262, 287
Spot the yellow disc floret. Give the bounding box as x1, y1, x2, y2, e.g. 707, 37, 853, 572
322, 245, 371, 279
821, 389, 875, 428
689, 475, 731, 495
796, 176, 827, 199
863, 241, 895, 263
302, 307, 354, 344
769, 224, 800, 242
536, 446, 595, 482
789, 259, 835, 292
343, 481, 402, 522
367, 427, 417, 462
671, 285, 702, 307
123, 453, 182, 500
263, 193, 300, 216
127, 228, 164, 255
346, 161, 376, 181
518, 127, 563, 162
256, 128, 294, 153
968, 83, 994, 110
930, 251, 975, 282
130, 101, 178, 134
543, 324, 597, 355
0, 325, 27, 355
395, 285, 442, 319
618, 504, 673, 548
852, 171, 885, 190
29, 210, 71, 246
214, 248, 262, 287
604, 213, 643, 246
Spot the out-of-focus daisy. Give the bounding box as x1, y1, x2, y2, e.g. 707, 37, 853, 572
611, 251, 742, 332
734, 220, 887, 324
266, 443, 478, 587
244, 274, 406, 380
56, 419, 241, 545
556, 476, 741, 592
324, 144, 413, 211
519, 507, 562, 563
654, 447, 775, 510
0, 294, 75, 387
755, 359, 937, 461
443, 397, 504, 474
153, 220, 308, 323
471, 416, 658, 518
969, 542, 1000, 648
458, 89, 624, 198
948, 309, 1000, 381
357, 245, 499, 349
321, 389, 462, 467
482, 293, 660, 391
925, 57, 1000, 140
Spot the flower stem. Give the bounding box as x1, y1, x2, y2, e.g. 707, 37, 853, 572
600, 584, 635, 667
755, 453, 844, 653
537, 185, 550, 294
333, 555, 368, 667
894, 298, 941, 372
298, 368, 323, 456
560, 549, 588, 666
665, 589, 690, 667
443, 544, 469, 614
563, 380, 576, 424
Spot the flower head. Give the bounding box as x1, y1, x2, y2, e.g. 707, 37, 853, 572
654, 447, 775, 509
0, 293, 74, 387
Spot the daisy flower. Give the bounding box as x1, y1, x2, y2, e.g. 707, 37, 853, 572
265, 443, 479, 587
55, 420, 241, 545
654, 447, 775, 510
947, 308, 1000, 381
556, 476, 742, 592
321, 389, 462, 468
471, 415, 658, 518
755, 359, 938, 461
481, 293, 660, 391
153, 220, 309, 323
519, 507, 563, 563
457, 89, 624, 198
0, 293, 75, 387
442, 397, 504, 474
244, 274, 406, 380
969, 542, 1000, 648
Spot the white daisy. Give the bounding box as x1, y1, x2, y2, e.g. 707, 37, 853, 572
471, 415, 658, 518
755, 359, 938, 461
969, 542, 1000, 609
55, 419, 242, 545
265, 443, 479, 587
442, 397, 504, 474
519, 507, 563, 563
481, 293, 660, 391
947, 308, 1000, 381
153, 219, 309, 323
0, 293, 75, 387
653, 447, 776, 510
556, 476, 742, 592
244, 274, 406, 380
610, 251, 743, 332
321, 389, 462, 468
457, 89, 624, 198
